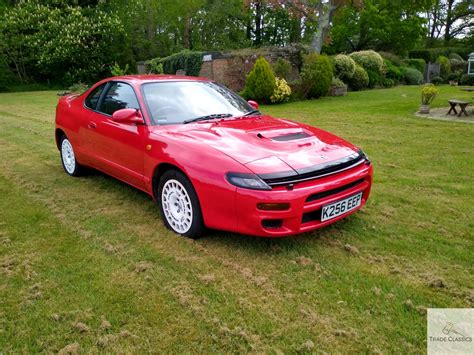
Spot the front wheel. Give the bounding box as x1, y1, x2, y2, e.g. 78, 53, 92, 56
157, 170, 204, 239
60, 135, 83, 177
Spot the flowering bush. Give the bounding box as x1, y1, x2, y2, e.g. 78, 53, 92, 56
421, 84, 438, 105
333, 54, 356, 81
403, 67, 423, 85
271, 77, 291, 103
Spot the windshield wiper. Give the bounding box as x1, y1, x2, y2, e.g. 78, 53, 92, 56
184, 113, 233, 124
243, 109, 261, 116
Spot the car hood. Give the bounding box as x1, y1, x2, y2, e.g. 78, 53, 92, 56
149, 115, 359, 175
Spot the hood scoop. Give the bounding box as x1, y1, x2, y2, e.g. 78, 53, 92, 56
257, 130, 312, 142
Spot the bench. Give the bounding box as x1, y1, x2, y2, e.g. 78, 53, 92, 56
447, 100, 470, 117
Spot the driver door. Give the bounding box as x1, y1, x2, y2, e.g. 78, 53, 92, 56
87, 81, 146, 190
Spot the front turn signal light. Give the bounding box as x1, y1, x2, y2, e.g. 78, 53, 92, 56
257, 202, 290, 211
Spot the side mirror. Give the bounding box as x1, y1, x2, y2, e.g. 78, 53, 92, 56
248, 100, 259, 110
112, 108, 144, 125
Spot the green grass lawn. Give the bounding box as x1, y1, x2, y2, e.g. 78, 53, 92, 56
0, 85, 473, 353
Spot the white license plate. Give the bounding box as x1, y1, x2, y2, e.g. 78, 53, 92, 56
321, 192, 363, 222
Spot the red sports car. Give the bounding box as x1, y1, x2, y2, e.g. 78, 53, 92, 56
55, 75, 373, 238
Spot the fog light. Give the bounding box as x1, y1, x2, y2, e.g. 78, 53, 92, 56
257, 202, 290, 211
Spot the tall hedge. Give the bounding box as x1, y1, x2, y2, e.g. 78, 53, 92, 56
160, 50, 204, 76
301, 53, 333, 99
242, 56, 276, 103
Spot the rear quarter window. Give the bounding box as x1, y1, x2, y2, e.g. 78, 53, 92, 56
84, 84, 106, 110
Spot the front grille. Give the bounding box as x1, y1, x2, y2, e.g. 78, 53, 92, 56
306, 178, 365, 203
259, 151, 366, 187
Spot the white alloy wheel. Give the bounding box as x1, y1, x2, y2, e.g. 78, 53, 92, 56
61, 138, 76, 174
161, 179, 193, 234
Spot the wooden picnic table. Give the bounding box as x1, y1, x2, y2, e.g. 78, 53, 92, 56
447, 99, 470, 117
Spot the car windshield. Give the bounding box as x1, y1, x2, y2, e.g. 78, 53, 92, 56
142, 81, 255, 125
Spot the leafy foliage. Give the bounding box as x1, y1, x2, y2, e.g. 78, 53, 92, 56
347, 64, 369, 91
349, 50, 384, 74
405, 59, 425, 74
436, 55, 451, 77
430, 76, 443, 85
270, 77, 292, 103
272, 58, 292, 80
384, 59, 403, 83
110, 62, 129, 76
421, 84, 438, 105
402, 67, 423, 85
159, 50, 204, 76
333, 54, 356, 81
0, 2, 124, 84
242, 56, 276, 103
300, 53, 333, 99
460, 74, 474, 86
331, 77, 346, 88
147, 59, 164, 74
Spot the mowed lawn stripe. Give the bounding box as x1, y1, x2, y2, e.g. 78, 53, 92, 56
0, 86, 472, 353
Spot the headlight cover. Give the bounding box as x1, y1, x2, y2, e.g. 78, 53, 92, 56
226, 172, 272, 191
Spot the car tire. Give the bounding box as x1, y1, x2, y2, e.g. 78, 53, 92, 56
59, 135, 83, 177
157, 170, 204, 239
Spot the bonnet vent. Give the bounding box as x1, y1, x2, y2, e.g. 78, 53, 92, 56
271, 132, 311, 142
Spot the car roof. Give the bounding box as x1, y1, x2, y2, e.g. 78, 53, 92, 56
104, 74, 210, 84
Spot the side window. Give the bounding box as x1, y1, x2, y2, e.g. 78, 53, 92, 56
84, 83, 106, 110
98, 82, 140, 116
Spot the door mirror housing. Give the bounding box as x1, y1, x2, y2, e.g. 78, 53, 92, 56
112, 108, 144, 125
247, 100, 259, 110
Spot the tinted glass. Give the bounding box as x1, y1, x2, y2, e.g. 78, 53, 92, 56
84, 83, 105, 110
99, 82, 140, 116
142, 81, 254, 125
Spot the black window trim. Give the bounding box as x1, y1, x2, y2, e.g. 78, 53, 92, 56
83, 80, 146, 125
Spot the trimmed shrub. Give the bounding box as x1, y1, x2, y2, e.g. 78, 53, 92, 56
349, 50, 384, 74
348, 64, 369, 91
402, 67, 423, 85
381, 78, 396, 88
301, 53, 333, 99
436, 56, 451, 77
460, 74, 474, 86
272, 58, 292, 80
405, 59, 425, 74
447, 73, 460, 81
242, 56, 276, 103
331, 77, 346, 88
431, 76, 443, 85
271, 77, 292, 103
449, 53, 463, 61
160, 50, 203, 76
384, 59, 403, 82
333, 54, 356, 81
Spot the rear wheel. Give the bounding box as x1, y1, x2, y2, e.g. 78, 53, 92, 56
60, 135, 83, 177
157, 170, 204, 239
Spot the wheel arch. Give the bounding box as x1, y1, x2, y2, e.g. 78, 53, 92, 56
55, 128, 66, 150
152, 162, 188, 199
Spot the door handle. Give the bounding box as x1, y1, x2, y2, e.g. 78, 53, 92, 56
88, 122, 97, 129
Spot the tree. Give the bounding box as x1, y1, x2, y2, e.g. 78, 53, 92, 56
329, 0, 434, 55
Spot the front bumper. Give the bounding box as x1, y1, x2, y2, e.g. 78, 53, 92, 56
234, 162, 373, 237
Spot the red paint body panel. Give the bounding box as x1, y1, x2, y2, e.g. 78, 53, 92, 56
55, 75, 373, 237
